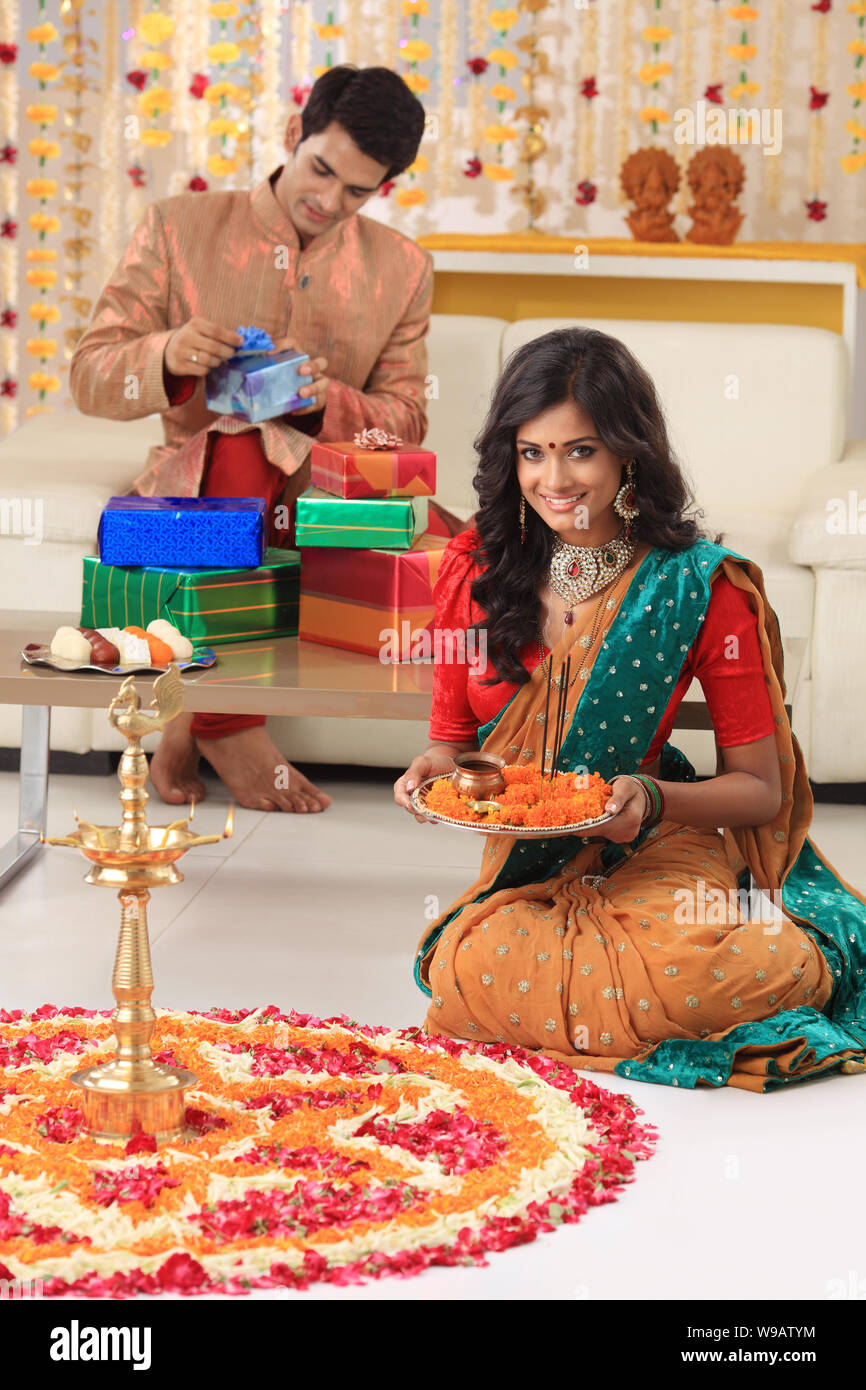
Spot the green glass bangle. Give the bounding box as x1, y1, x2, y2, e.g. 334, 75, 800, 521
631, 773, 663, 827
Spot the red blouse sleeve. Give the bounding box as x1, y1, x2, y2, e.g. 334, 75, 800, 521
428, 529, 484, 745
691, 573, 777, 748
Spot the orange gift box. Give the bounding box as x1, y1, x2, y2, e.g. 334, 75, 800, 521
299, 533, 447, 661
309, 440, 436, 499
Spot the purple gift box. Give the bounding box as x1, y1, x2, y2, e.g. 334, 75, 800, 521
205, 347, 310, 423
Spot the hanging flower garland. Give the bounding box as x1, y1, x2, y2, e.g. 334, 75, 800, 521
727, 3, 760, 141
58, 0, 96, 370
313, 7, 343, 77
512, 0, 550, 230
180, 0, 211, 193
253, 0, 283, 184
806, 0, 831, 219
136, 6, 175, 160
436, 0, 459, 198
671, 0, 696, 216
396, 1, 431, 208
483, 7, 520, 184
291, 0, 312, 96
615, 0, 636, 205
639, 0, 674, 139
0, 9, 17, 431
842, 1, 866, 173
229, 2, 261, 183
25, 4, 62, 418
464, 0, 488, 177
343, 0, 361, 65
573, 0, 599, 211
205, 2, 244, 180
764, 0, 786, 210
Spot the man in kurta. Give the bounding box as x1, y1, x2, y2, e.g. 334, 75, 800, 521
69, 65, 431, 813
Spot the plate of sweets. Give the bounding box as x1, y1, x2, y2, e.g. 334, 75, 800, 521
22, 620, 216, 675
411, 757, 616, 839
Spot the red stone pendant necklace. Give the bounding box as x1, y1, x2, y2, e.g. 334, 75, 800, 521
548, 527, 634, 626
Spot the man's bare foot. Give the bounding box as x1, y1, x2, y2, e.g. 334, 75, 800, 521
149, 711, 207, 806
195, 725, 332, 813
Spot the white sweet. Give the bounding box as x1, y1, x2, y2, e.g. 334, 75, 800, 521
146, 619, 193, 661
49, 626, 92, 663
115, 632, 152, 665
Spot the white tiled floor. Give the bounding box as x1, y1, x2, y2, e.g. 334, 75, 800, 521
1, 765, 865, 1302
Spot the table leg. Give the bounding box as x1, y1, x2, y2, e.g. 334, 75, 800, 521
0, 704, 50, 892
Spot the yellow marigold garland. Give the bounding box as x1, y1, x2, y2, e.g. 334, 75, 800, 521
396, 0, 430, 207
843, 1, 866, 173
24, 0, 61, 415
639, 0, 673, 136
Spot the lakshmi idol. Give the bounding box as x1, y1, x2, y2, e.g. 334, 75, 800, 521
395, 326, 866, 1092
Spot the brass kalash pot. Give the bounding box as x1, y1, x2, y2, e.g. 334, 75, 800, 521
44, 667, 233, 1144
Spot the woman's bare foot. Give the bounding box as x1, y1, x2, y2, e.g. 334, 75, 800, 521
195, 725, 332, 813
149, 711, 208, 806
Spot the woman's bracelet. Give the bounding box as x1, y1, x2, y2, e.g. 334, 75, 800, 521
629, 773, 666, 829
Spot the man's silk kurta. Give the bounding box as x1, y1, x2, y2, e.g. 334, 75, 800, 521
69, 166, 433, 499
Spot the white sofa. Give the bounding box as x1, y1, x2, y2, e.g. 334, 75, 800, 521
0, 314, 863, 781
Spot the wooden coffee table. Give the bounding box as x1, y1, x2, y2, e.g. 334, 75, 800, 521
0, 610, 805, 892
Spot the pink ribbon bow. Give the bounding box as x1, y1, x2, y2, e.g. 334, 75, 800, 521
352, 427, 404, 450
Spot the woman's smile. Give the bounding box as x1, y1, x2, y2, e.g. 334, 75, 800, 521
538, 490, 588, 512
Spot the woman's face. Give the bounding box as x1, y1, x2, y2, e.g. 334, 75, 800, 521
515, 398, 628, 547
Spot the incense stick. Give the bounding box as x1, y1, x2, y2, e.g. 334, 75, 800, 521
552, 656, 569, 780
557, 656, 572, 777
540, 644, 553, 790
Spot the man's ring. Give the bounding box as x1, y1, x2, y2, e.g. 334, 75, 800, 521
191, 351, 198, 363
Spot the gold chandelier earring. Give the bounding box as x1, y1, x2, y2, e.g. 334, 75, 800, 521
613, 459, 640, 542
519, 495, 526, 544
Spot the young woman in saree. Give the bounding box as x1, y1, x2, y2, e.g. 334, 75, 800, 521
394, 327, 866, 1093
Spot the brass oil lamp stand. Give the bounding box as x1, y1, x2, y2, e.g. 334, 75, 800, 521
44, 667, 233, 1144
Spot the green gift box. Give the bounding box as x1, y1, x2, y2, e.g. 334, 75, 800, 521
294, 486, 428, 550
80, 547, 300, 646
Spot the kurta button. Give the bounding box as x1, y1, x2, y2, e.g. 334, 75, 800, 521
298, 273, 310, 288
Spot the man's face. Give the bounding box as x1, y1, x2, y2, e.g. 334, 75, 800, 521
278, 117, 391, 245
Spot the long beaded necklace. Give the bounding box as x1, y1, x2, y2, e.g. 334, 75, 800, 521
548, 525, 635, 627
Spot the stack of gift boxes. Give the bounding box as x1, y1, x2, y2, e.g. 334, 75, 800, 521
76, 325, 449, 661
296, 430, 448, 662
80, 495, 302, 647
79, 326, 307, 645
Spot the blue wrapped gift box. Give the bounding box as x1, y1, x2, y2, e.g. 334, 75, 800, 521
205, 347, 310, 422
97, 496, 267, 570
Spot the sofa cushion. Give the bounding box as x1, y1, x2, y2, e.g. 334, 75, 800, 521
0, 409, 164, 546
425, 314, 507, 515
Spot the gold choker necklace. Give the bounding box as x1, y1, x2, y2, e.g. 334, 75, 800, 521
548, 528, 635, 626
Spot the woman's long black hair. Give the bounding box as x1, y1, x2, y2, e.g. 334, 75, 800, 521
469, 326, 718, 686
